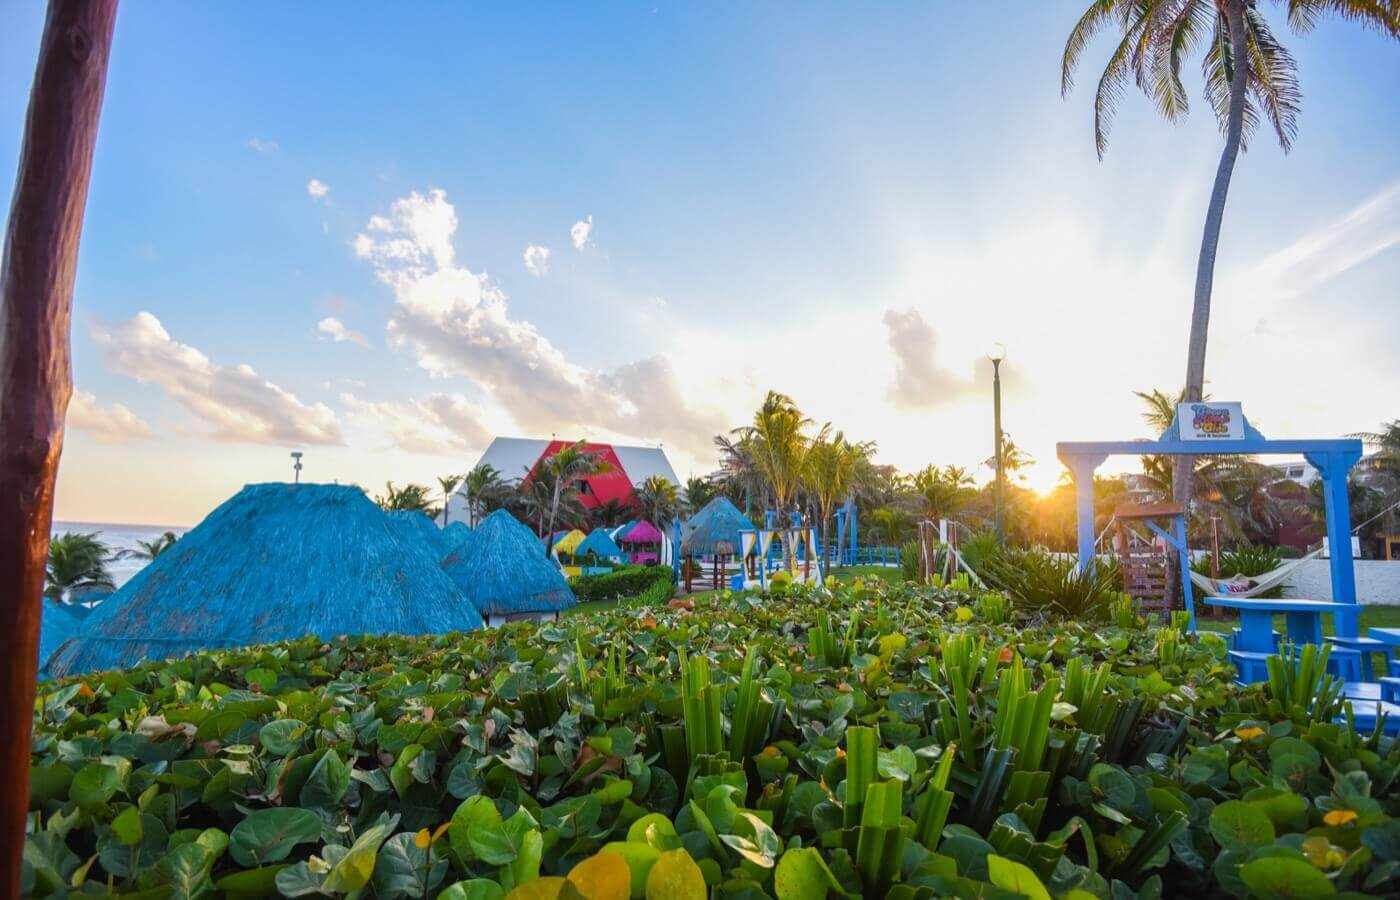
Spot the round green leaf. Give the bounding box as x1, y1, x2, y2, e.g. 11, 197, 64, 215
645, 849, 706, 900
1210, 800, 1275, 850
229, 808, 322, 867
1239, 856, 1336, 898
774, 847, 839, 900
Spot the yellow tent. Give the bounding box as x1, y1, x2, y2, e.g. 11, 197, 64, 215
553, 529, 587, 556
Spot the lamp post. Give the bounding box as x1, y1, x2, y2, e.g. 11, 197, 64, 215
988, 343, 1006, 544
290, 451, 304, 484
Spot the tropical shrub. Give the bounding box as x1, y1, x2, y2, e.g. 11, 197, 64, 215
980, 548, 1123, 621
900, 540, 921, 582
22, 580, 1400, 898
569, 564, 673, 605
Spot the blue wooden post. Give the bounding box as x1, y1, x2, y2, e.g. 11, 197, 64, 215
671, 518, 682, 583
1063, 454, 1105, 573
850, 500, 859, 566
1173, 514, 1196, 632
1306, 449, 1362, 637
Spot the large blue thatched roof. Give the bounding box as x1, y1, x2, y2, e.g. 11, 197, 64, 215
39, 600, 83, 676
576, 528, 625, 561
387, 509, 448, 559
47, 483, 483, 677
443, 509, 576, 618
681, 496, 756, 556
443, 521, 473, 547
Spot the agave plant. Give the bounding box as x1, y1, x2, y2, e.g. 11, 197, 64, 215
981, 548, 1123, 621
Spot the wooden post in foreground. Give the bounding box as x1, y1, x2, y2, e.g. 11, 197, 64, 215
1, 1, 118, 892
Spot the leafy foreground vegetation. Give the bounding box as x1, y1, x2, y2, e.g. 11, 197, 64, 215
24, 580, 1400, 899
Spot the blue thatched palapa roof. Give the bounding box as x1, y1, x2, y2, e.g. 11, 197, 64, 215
387, 509, 448, 559
39, 600, 83, 676
443, 509, 576, 618
47, 483, 483, 677
681, 496, 756, 557
576, 527, 625, 561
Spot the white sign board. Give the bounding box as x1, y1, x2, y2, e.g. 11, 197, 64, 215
1177, 402, 1244, 441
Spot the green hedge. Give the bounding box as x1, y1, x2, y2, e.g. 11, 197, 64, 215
569, 564, 673, 604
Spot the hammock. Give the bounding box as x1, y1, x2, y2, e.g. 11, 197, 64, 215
1187, 545, 1326, 599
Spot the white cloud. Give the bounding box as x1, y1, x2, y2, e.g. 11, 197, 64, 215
883, 308, 977, 409
523, 244, 551, 277
354, 190, 724, 457
570, 215, 593, 250
246, 137, 279, 154
316, 316, 369, 347
93, 312, 344, 446
340, 392, 490, 456
67, 390, 154, 443
1249, 180, 1400, 296
307, 179, 330, 201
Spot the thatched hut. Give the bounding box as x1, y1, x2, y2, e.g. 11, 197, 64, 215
552, 529, 587, 558
576, 527, 625, 563
47, 483, 483, 677
618, 520, 663, 564
386, 509, 448, 559
680, 497, 756, 591
442, 509, 577, 623
38, 600, 82, 676
443, 521, 473, 548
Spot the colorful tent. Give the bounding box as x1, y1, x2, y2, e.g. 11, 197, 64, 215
576, 528, 626, 561
619, 520, 663, 545
386, 509, 448, 559
47, 483, 484, 677
681, 496, 757, 557
442, 509, 576, 619
553, 529, 587, 556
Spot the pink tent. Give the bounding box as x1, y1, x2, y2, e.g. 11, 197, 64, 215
619, 520, 662, 564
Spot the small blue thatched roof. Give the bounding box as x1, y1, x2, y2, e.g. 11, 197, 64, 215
47, 483, 483, 677
443, 521, 473, 546
576, 528, 625, 561
443, 509, 576, 618
39, 600, 83, 676
681, 496, 756, 557
387, 509, 448, 559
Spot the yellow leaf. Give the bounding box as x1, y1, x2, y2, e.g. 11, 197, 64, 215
645, 849, 706, 900
1233, 726, 1265, 741
1323, 809, 1358, 827
414, 828, 432, 849
567, 851, 631, 900
432, 821, 452, 844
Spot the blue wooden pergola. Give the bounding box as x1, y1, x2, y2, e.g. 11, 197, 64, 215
1056, 410, 1364, 636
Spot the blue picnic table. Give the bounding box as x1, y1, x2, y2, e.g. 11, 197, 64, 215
1205, 596, 1353, 652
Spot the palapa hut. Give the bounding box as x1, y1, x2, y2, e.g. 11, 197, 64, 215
386, 509, 448, 559
442, 521, 473, 551
441, 509, 576, 624
46, 483, 484, 677
38, 599, 82, 676
618, 520, 663, 565
552, 528, 587, 558
576, 527, 626, 563
680, 496, 757, 592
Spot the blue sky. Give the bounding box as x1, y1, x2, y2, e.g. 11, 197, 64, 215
3, 2, 1397, 525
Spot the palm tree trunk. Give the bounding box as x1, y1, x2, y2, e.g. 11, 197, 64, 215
1176, 0, 1249, 513
545, 483, 561, 557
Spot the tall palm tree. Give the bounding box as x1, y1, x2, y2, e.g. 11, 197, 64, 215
130, 531, 178, 561
634, 475, 683, 530
683, 476, 717, 514
374, 481, 436, 514
45, 532, 115, 603
910, 464, 976, 524
805, 431, 874, 566
1064, 0, 1398, 509
983, 436, 1033, 481
461, 464, 505, 527
734, 391, 816, 567
437, 474, 463, 526
713, 432, 767, 517
539, 442, 610, 556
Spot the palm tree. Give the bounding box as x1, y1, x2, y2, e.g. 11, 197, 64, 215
45, 532, 115, 603
461, 464, 505, 527
130, 531, 178, 561
539, 442, 610, 556
374, 481, 436, 515
866, 506, 912, 547
1064, 1, 1397, 509
713, 432, 767, 517
805, 431, 874, 567
983, 436, 1033, 481
683, 476, 717, 514
437, 474, 463, 526
634, 475, 683, 529
910, 464, 976, 525
734, 391, 816, 567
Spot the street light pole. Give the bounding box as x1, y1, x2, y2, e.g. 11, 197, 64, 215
988, 343, 1006, 544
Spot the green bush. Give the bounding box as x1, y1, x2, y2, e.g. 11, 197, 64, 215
900, 540, 921, 582
569, 564, 673, 604
980, 547, 1123, 621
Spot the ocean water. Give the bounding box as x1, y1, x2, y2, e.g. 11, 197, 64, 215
51, 520, 189, 589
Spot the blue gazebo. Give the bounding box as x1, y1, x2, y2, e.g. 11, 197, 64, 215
1057, 403, 1363, 636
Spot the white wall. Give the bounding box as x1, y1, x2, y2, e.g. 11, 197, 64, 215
1281, 559, 1400, 606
